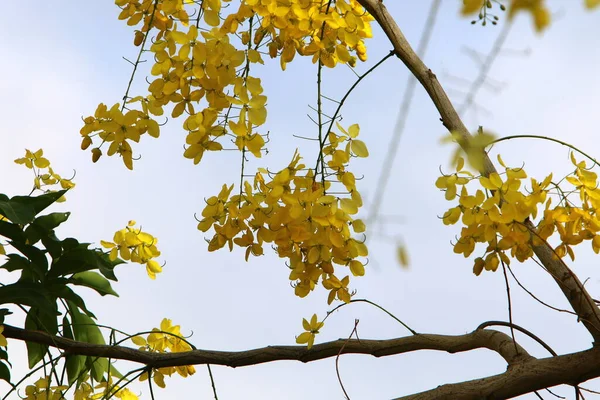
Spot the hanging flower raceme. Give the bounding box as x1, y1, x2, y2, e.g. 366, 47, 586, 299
14, 148, 75, 202
131, 318, 196, 388
101, 220, 163, 279
197, 123, 369, 304
438, 152, 600, 275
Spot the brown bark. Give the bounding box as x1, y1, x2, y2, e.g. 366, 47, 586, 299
396, 347, 600, 400
1, 324, 529, 368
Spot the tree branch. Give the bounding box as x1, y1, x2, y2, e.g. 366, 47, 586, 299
2, 324, 529, 368
356, 0, 600, 343
394, 347, 600, 400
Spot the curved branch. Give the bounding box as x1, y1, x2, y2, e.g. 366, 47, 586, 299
356, 0, 600, 342
2, 324, 529, 368
395, 347, 600, 400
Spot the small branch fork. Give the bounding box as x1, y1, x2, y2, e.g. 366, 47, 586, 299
355, 0, 600, 343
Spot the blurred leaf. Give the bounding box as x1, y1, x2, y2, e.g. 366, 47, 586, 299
71, 272, 119, 297
0, 362, 10, 384
397, 244, 409, 269
0, 349, 8, 362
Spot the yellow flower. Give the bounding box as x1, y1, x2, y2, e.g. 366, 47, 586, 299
508, 0, 551, 32
296, 314, 324, 349
461, 0, 485, 15
0, 325, 7, 347
101, 221, 163, 279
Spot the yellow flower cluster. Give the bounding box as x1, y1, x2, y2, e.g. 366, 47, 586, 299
22, 377, 68, 400
439, 153, 600, 275
81, 0, 373, 169
223, 0, 374, 69
21, 377, 139, 400
80, 103, 160, 170
14, 149, 76, 201
131, 318, 196, 388
538, 154, 600, 260
198, 124, 368, 303
116, 0, 190, 34
101, 220, 163, 279
438, 156, 550, 274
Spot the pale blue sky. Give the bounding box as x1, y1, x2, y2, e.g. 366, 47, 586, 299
1, 1, 599, 399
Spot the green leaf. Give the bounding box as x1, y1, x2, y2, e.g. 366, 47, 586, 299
25, 212, 70, 245
49, 243, 119, 281
68, 306, 107, 381
0, 220, 26, 243
50, 283, 96, 319
0, 362, 10, 384
66, 354, 86, 385
41, 234, 62, 259
90, 356, 109, 382
0, 191, 66, 225
71, 272, 119, 297
0, 254, 31, 272
0, 309, 10, 324
67, 303, 89, 343
62, 237, 80, 251
63, 318, 87, 385
11, 191, 67, 220
83, 317, 106, 346
0, 283, 56, 314
24, 307, 58, 368
8, 243, 48, 277
0, 198, 35, 225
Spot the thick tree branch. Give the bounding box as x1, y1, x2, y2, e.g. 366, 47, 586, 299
356, 0, 600, 342
395, 347, 600, 400
2, 324, 529, 368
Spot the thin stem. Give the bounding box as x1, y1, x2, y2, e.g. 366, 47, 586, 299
207, 364, 219, 399
492, 134, 600, 167
325, 298, 417, 335
478, 320, 557, 357
317, 60, 326, 185
313, 51, 395, 175
121, 0, 160, 111
501, 260, 519, 354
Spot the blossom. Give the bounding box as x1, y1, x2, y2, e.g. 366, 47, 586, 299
296, 314, 324, 349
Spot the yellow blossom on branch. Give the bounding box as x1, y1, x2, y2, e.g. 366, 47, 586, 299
133, 318, 196, 388
296, 314, 324, 349
197, 130, 369, 303
14, 148, 75, 201
438, 151, 600, 275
